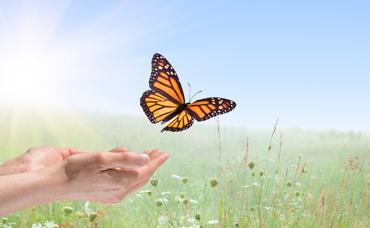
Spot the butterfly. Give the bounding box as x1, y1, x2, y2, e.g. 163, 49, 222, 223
140, 53, 236, 132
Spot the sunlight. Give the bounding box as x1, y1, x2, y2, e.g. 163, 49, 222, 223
0, 48, 55, 104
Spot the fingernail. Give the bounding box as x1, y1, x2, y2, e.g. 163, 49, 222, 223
137, 154, 150, 165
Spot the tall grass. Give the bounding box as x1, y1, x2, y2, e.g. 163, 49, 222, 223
0, 109, 369, 227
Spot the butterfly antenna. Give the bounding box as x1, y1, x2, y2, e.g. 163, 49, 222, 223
188, 83, 191, 102
190, 90, 203, 102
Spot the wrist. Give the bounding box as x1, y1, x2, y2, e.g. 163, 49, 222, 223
34, 163, 69, 203
0, 159, 22, 175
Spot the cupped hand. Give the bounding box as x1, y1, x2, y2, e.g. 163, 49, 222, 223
50, 149, 169, 203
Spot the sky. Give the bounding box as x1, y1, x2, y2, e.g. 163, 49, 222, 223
0, 0, 369, 131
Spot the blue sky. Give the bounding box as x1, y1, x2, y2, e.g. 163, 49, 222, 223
0, 0, 369, 131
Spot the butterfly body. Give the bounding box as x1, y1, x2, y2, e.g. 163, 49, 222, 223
140, 53, 236, 132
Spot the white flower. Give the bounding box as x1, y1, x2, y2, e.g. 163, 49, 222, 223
158, 215, 169, 225
84, 201, 92, 214
31, 223, 43, 228
207, 220, 218, 224
252, 182, 259, 186
44, 221, 58, 228
171, 174, 182, 180
190, 199, 199, 204
161, 191, 171, 196
135, 193, 144, 199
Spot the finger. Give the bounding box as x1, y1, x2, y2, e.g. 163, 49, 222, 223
138, 152, 170, 178
98, 152, 150, 170
58, 148, 75, 159
69, 148, 84, 155
145, 149, 161, 159
110, 147, 129, 153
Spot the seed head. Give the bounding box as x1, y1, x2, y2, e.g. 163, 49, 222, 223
182, 177, 189, 184
89, 212, 97, 222
179, 192, 185, 199
63, 206, 74, 216
209, 177, 218, 187
195, 214, 201, 221
248, 162, 255, 170
151, 178, 158, 187
286, 181, 292, 187
155, 199, 163, 207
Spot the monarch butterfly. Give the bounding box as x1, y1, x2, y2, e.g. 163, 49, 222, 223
140, 53, 236, 132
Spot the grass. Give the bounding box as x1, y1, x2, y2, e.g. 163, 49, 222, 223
0, 108, 369, 227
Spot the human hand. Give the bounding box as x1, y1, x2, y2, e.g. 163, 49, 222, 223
47, 149, 169, 203
0, 148, 169, 216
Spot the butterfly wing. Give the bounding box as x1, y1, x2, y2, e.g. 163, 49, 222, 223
187, 98, 236, 121
140, 90, 179, 123
149, 53, 185, 104
161, 110, 194, 132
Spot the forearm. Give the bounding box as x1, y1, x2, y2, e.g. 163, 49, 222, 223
0, 166, 64, 216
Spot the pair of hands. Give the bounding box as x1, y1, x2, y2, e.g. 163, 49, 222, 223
0, 146, 169, 216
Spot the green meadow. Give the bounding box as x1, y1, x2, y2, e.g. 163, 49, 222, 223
0, 108, 369, 227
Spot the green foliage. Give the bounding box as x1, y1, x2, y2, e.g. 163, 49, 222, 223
0, 110, 369, 227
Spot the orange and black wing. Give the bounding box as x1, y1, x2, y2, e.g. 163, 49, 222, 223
140, 90, 179, 123
161, 110, 194, 132
187, 97, 236, 121
149, 53, 185, 104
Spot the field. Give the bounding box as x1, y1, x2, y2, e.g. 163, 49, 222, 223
0, 108, 369, 227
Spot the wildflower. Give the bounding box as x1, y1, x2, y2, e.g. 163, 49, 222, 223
135, 193, 144, 199
248, 162, 255, 170
84, 201, 92, 214
31, 223, 43, 228
44, 221, 58, 228
161, 191, 171, 196
195, 214, 201, 221
151, 178, 158, 187
209, 177, 218, 187
182, 177, 189, 184
207, 220, 218, 225
286, 182, 292, 187
63, 206, 74, 216
140, 190, 152, 197
190, 199, 199, 204
295, 191, 300, 197
158, 215, 169, 225
252, 182, 259, 186
155, 198, 168, 207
